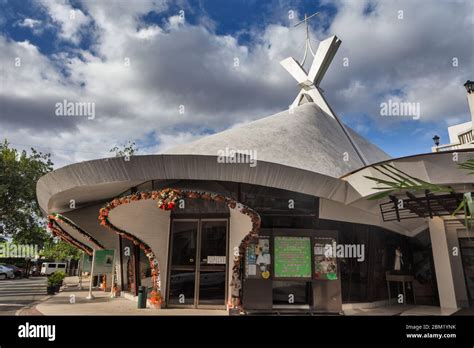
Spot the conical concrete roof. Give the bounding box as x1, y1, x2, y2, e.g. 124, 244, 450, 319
165, 103, 389, 178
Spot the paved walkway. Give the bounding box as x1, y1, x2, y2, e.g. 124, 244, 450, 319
343, 304, 459, 316
24, 277, 228, 316
18, 277, 464, 316
0, 277, 48, 316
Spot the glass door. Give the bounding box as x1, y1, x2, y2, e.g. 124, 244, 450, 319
168, 220, 198, 306
168, 219, 228, 308
198, 220, 228, 307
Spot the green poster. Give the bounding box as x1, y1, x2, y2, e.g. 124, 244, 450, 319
93, 249, 115, 274
274, 237, 311, 278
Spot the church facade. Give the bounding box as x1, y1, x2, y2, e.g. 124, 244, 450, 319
36, 34, 474, 313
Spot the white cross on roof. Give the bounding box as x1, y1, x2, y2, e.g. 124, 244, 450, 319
280, 15, 369, 165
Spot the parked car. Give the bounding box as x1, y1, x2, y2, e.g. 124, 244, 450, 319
40, 262, 67, 276
0, 265, 15, 280
1, 265, 24, 278
30, 265, 40, 277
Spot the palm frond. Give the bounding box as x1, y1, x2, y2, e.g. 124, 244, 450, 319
364, 164, 452, 201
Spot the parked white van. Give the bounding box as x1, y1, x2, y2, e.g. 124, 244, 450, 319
41, 262, 67, 276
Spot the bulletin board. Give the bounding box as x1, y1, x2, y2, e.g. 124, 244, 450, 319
245, 236, 271, 279
274, 236, 312, 278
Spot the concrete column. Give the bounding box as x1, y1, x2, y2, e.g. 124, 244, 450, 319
445, 225, 469, 308
428, 217, 458, 309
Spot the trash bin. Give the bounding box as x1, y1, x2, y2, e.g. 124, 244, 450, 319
138, 286, 147, 309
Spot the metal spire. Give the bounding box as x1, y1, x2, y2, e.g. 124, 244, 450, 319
294, 11, 319, 66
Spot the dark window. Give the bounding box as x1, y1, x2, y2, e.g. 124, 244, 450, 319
200, 221, 227, 261
171, 222, 197, 266
168, 270, 195, 305
240, 184, 317, 216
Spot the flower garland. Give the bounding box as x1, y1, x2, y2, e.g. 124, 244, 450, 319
98, 188, 261, 310
155, 188, 181, 210
98, 198, 161, 296
48, 220, 93, 255
48, 213, 105, 250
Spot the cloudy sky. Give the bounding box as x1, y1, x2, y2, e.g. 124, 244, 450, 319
1, 0, 473, 168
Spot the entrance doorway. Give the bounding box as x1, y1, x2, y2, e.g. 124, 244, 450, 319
167, 219, 228, 309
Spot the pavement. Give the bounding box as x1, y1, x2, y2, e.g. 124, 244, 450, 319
20, 276, 228, 316
7, 276, 467, 316
0, 277, 48, 316
343, 304, 460, 316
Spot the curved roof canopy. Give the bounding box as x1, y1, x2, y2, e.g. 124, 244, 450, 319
166, 103, 390, 178
37, 103, 390, 215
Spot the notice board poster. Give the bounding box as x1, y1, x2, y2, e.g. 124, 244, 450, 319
245, 236, 271, 279
93, 249, 115, 274
314, 238, 338, 280
274, 236, 311, 278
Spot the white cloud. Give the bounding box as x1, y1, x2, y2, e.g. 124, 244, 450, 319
39, 0, 90, 44
0, 0, 473, 168
18, 18, 42, 28
321, 0, 473, 126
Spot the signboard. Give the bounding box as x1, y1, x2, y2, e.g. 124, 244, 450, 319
207, 256, 226, 264
245, 236, 271, 279
274, 237, 311, 278
314, 238, 337, 280
93, 249, 115, 274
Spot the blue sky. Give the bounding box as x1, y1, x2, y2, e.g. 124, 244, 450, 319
0, 0, 473, 166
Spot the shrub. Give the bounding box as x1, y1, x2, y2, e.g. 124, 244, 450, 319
47, 271, 66, 287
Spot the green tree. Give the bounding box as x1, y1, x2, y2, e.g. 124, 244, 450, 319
0, 140, 53, 247
41, 239, 82, 261
109, 141, 138, 158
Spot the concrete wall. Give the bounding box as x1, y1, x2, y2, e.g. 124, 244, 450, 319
445, 224, 470, 308
448, 121, 471, 144
429, 217, 458, 309
107, 200, 170, 297
64, 204, 121, 286
319, 198, 424, 236
55, 220, 98, 252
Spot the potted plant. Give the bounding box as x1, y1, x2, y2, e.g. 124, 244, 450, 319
47, 271, 66, 294
149, 290, 163, 309
46, 281, 55, 295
